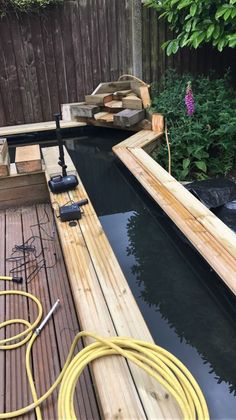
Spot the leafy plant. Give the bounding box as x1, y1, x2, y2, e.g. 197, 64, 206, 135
151, 69, 236, 181
0, 0, 62, 14
144, 0, 236, 54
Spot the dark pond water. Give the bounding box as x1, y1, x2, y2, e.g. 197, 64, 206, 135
36, 126, 236, 419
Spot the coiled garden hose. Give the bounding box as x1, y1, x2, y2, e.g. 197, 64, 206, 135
0, 289, 210, 420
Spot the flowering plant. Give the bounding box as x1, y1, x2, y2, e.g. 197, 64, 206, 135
151, 70, 236, 181
185, 81, 195, 117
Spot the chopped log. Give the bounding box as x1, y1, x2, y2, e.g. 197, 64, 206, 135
61, 102, 85, 121
92, 81, 131, 95
85, 93, 113, 105
113, 109, 145, 127
152, 113, 165, 133
140, 86, 151, 108
15, 145, 42, 174
122, 95, 143, 110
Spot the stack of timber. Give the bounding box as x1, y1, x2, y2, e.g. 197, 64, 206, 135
61, 79, 154, 130
0, 138, 10, 177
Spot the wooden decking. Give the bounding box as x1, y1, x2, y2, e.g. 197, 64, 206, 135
42, 146, 181, 419
0, 121, 86, 137
113, 130, 236, 295
0, 204, 100, 419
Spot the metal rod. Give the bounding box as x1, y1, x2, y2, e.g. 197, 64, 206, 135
54, 113, 67, 177
35, 299, 60, 336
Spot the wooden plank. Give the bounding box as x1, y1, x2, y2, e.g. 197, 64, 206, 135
95, 112, 114, 123
104, 100, 123, 110
0, 162, 47, 208
140, 86, 151, 108
113, 109, 145, 127
5, 208, 33, 419
113, 146, 236, 294
61, 102, 85, 121
114, 129, 159, 149
122, 95, 143, 110
113, 89, 132, 100
0, 139, 8, 164
85, 93, 113, 105
152, 113, 165, 133
0, 121, 86, 137
132, 148, 236, 260
0, 169, 46, 191
0, 210, 5, 414
37, 203, 100, 419
15, 145, 42, 174
42, 146, 76, 177
64, 103, 100, 119
92, 81, 131, 95
42, 146, 181, 419
0, 155, 10, 177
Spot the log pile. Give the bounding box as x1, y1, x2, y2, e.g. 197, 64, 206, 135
62, 79, 155, 129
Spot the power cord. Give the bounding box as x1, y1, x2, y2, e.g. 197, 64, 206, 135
6, 206, 57, 284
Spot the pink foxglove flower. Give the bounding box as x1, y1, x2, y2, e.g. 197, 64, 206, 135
185, 81, 195, 116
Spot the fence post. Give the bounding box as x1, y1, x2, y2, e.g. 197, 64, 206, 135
131, 0, 143, 78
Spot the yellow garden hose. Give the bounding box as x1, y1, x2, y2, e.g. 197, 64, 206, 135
0, 289, 209, 420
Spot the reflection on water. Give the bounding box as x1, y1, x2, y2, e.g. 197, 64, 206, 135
66, 128, 236, 419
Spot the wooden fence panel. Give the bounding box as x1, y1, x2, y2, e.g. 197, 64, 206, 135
0, 1, 234, 126
0, 0, 133, 125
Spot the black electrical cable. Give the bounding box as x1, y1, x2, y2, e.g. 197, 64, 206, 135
6, 206, 57, 283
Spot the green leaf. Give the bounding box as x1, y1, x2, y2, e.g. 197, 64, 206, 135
217, 38, 226, 51
190, 3, 197, 16
166, 40, 179, 55
185, 20, 192, 32
207, 24, 215, 39
195, 161, 207, 172
177, 0, 191, 10
166, 42, 174, 56
213, 25, 221, 39
183, 158, 191, 169
224, 9, 232, 20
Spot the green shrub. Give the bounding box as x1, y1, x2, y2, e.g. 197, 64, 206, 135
0, 0, 62, 14
151, 70, 236, 181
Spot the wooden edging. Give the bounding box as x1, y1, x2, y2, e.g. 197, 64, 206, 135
0, 120, 87, 137
42, 146, 181, 419
113, 130, 236, 295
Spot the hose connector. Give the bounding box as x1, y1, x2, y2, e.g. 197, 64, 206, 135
35, 299, 60, 336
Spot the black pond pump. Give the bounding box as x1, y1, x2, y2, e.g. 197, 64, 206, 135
48, 113, 79, 194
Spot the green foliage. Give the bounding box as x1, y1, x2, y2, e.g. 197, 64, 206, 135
151, 70, 236, 181
144, 0, 236, 54
0, 0, 62, 14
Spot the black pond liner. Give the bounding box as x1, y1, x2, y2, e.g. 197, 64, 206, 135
185, 178, 236, 232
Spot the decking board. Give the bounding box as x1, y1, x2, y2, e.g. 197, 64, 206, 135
42, 145, 181, 419
0, 121, 86, 137
0, 204, 100, 419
